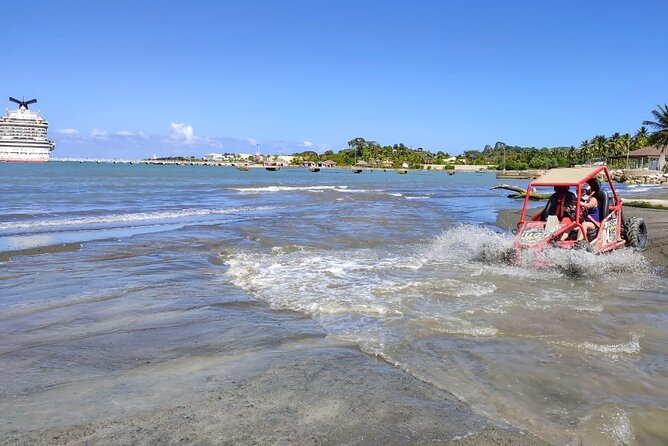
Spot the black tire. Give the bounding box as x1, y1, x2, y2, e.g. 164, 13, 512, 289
502, 248, 517, 264
624, 217, 648, 251
620, 210, 627, 241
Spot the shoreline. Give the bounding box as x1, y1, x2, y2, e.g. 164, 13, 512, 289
1, 334, 550, 446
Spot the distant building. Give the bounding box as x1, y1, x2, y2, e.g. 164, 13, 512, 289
204, 152, 254, 162
321, 160, 337, 167
264, 155, 292, 166
624, 145, 667, 171
415, 151, 434, 165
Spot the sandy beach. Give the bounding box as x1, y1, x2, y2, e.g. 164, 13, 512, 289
1, 338, 549, 446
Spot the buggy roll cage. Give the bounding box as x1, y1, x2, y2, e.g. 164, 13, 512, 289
517, 166, 622, 242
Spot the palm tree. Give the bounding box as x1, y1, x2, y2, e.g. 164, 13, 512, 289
580, 139, 592, 162
619, 133, 632, 168
643, 104, 668, 146
609, 132, 623, 157
591, 135, 608, 160
634, 126, 649, 148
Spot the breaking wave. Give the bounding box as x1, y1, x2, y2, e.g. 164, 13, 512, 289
0, 206, 279, 233
231, 185, 383, 194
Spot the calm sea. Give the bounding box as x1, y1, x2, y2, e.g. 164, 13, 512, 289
1, 163, 667, 444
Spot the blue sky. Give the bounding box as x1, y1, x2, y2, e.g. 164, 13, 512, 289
4, 0, 667, 158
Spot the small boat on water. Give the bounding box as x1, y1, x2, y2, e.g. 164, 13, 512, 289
264, 162, 280, 171
351, 167, 363, 173
237, 163, 250, 171
309, 167, 320, 172
397, 169, 408, 174
447, 170, 455, 176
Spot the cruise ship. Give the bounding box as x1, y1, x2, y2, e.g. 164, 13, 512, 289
0, 97, 55, 162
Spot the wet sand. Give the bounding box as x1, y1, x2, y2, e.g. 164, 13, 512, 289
1, 327, 549, 446
0, 243, 82, 263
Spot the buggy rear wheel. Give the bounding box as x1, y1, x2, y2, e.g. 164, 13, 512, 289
623, 217, 648, 251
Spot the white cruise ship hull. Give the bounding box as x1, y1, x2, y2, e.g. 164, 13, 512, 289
0, 141, 54, 162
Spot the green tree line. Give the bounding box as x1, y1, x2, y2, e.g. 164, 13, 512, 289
290, 104, 668, 170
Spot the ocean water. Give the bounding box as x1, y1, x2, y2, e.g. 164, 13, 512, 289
1, 163, 667, 445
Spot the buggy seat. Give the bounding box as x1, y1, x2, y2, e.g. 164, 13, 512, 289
543, 188, 576, 219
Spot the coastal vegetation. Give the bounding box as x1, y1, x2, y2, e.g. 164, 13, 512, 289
291, 104, 668, 170
290, 138, 453, 169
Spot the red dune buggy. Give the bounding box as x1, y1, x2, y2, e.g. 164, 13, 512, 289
514, 166, 647, 254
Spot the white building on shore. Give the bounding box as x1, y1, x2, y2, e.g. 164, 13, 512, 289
203, 153, 254, 162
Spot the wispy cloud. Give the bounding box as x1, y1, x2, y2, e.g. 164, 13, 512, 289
302, 141, 314, 147
116, 130, 134, 137
57, 128, 80, 135
91, 128, 108, 140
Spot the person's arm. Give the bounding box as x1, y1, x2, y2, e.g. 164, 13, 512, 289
585, 197, 598, 210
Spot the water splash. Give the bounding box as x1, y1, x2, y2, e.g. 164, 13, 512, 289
424, 224, 652, 279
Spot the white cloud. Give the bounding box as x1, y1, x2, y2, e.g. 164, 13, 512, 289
303, 141, 314, 147
247, 138, 258, 146
57, 128, 80, 135
91, 128, 108, 140
116, 130, 134, 137
169, 122, 194, 142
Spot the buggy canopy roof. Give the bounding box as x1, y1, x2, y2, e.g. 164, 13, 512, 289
531, 167, 603, 186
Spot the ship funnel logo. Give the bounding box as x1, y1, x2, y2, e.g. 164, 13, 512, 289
9, 97, 37, 110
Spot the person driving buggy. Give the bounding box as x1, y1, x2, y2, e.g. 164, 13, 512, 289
543, 186, 576, 221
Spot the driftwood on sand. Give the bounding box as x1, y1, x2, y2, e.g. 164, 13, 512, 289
492, 184, 549, 200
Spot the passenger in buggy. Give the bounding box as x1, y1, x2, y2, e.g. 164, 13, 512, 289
560, 184, 600, 241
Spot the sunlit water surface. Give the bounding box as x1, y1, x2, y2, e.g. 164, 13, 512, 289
1, 163, 667, 445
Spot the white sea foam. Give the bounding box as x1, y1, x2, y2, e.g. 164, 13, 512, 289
0, 206, 279, 232
578, 335, 641, 356
624, 183, 664, 191
435, 325, 499, 337
232, 185, 345, 192
405, 196, 430, 200
336, 188, 385, 193
225, 250, 406, 317
601, 409, 634, 445
231, 185, 384, 194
